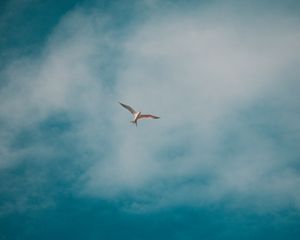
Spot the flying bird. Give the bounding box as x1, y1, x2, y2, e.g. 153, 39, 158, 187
119, 102, 160, 126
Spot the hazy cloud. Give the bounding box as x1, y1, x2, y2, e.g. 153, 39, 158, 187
1, 1, 300, 213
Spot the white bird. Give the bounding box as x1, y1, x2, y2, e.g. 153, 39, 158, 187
119, 102, 160, 126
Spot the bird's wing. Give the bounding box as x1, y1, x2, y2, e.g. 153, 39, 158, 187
119, 102, 136, 115
139, 114, 160, 119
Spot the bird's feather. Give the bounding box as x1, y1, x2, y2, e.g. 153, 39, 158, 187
119, 102, 136, 115
139, 114, 160, 119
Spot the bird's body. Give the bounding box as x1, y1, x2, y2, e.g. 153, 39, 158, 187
119, 102, 160, 126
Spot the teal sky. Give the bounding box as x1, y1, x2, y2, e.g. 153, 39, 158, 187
1, 0, 300, 239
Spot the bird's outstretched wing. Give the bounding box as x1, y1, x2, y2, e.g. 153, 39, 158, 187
119, 102, 136, 115
139, 114, 160, 119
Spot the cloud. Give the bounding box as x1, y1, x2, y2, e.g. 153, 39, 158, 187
0, 6, 114, 212
1, 1, 300, 213
83, 5, 300, 211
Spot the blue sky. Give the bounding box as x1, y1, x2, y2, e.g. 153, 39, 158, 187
1, 0, 300, 239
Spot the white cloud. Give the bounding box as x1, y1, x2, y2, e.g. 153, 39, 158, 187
85, 8, 300, 211
1, 2, 300, 213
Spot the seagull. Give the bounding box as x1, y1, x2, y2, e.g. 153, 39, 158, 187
119, 102, 160, 126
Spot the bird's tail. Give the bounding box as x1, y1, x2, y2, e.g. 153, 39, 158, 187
130, 121, 137, 127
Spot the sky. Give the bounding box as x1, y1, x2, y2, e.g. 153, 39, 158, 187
0, 0, 300, 239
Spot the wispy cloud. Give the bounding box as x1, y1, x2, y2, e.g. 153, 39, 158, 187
1, 1, 300, 213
